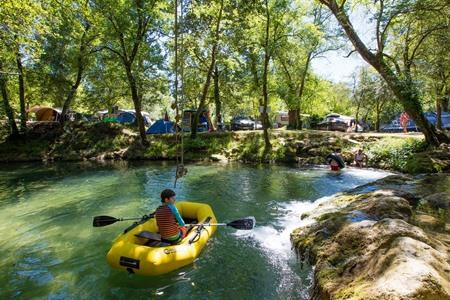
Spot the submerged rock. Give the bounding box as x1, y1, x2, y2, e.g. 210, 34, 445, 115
292, 174, 450, 300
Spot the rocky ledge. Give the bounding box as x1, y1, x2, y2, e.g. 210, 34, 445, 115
291, 174, 450, 300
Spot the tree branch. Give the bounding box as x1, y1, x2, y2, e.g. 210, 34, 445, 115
382, 53, 401, 75
344, 49, 357, 58
410, 25, 449, 62
376, 0, 384, 53
102, 45, 126, 61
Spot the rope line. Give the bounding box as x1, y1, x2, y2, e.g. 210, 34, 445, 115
174, 0, 187, 187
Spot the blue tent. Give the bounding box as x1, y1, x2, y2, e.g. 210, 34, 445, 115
146, 119, 175, 134
116, 112, 136, 124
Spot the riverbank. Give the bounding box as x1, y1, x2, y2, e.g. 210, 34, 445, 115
291, 173, 450, 299
0, 123, 450, 174
1, 121, 450, 174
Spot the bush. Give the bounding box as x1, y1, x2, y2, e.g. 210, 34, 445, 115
367, 138, 428, 172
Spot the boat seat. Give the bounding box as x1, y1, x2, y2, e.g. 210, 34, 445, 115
135, 231, 161, 241
135, 220, 198, 247
135, 231, 171, 247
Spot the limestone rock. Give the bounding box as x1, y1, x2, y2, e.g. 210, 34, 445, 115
362, 235, 450, 300
348, 190, 413, 221
291, 183, 450, 300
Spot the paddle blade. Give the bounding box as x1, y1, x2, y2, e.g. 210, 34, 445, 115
226, 217, 256, 230
93, 216, 120, 227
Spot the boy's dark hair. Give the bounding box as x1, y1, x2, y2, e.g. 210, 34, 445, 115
161, 189, 176, 202
335, 148, 342, 153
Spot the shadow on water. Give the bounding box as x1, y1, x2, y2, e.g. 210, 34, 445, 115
0, 161, 389, 299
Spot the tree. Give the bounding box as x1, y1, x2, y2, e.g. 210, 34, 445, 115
189, 0, 224, 138
415, 29, 449, 129
0, 61, 19, 137
318, 0, 449, 145
353, 68, 395, 131
0, 0, 45, 133
94, 0, 163, 145
276, 3, 340, 129
58, 1, 98, 125
254, 0, 292, 150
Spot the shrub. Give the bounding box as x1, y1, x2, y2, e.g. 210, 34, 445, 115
367, 138, 428, 172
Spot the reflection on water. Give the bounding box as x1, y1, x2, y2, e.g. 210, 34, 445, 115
0, 162, 388, 299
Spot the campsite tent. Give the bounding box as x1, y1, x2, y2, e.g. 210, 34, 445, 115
28, 106, 62, 121
146, 119, 175, 134
99, 109, 152, 125
117, 110, 152, 125
116, 111, 136, 124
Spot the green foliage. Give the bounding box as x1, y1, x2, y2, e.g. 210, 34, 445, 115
144, 140, 176, 159
367, 138, 428, 172
0, 0, 448, 148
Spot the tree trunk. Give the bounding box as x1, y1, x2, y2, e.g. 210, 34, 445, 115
191, 0, 223, 138
262, 0, 271, 151
60, 31, 87, 126
442, 97, 449, 112
16, 50, 26, 132
60, 68, 83, 126
0, 61, 19, 137
320, 0, 449, 146
191, 49, 217, 138
249, 52, 261, 105
436, 98, 442, 130
355, 100, 361, 125
293, 52, 312, 130
380, 65, 447, 145
125, 66, 148, 145
213, 65, 221, 128
375, 105, 381, 132
288, 109, 300, 129
60, 62, 83, 126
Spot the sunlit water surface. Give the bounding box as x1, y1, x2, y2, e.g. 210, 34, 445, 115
0, 161, 389, 299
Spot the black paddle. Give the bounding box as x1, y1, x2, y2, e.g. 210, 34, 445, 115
93, 215, 256, 230
190, 216, 256, 230
93, 213, 154, 227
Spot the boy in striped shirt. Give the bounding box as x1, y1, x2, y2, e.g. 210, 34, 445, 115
155, 189, 187, 243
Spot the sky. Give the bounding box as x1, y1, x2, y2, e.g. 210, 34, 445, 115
311, 50, 366, 84
311, 6, 375, 85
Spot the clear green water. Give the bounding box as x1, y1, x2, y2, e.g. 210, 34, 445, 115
0, 161, 388, 299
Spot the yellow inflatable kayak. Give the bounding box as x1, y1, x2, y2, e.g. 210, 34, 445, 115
106, 201, 217, 276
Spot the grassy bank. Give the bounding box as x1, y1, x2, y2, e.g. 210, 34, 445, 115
1, 122, 449, 174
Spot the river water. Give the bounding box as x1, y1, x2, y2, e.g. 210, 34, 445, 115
0, 161, 388, 299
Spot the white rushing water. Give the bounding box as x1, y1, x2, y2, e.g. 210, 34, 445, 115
235, 167, 390, 298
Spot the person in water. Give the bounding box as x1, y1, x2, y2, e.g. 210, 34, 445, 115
155, 189, 187, 244
327, 148, 345, 171
354, 149, 368, 167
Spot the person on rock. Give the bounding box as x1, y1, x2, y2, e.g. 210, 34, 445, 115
354, 149, 368, 167
155, 189, 187, 244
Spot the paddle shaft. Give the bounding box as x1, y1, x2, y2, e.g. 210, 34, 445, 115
190, 223, 226, 226
118, 217, 142, 221
93, 214, 155, 227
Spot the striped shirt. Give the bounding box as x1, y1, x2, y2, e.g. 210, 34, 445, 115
155, 204, 185, 240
